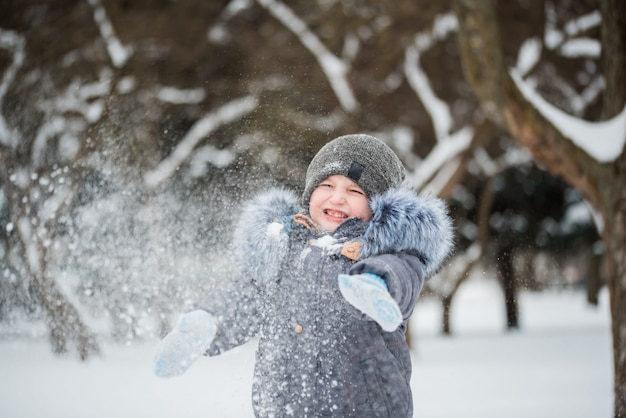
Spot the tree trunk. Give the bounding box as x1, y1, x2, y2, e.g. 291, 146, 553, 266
33, 271, 100, 360
586, 252, 603, 306
599, 3, 626, 412
6, 182, 100, 361
496, 246, 518, 329
600, 0, 626, 117
607, 198, 626, 417
454, 0, 626, 415
442, 294, 453, 335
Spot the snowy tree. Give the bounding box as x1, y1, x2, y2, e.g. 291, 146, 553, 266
0, 26, 103, 358
453, 0, 626, 415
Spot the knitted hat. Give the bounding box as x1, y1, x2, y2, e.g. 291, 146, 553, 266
301, 134, 405, 207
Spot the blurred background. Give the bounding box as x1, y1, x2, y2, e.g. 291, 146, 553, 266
0, 2, 621, 414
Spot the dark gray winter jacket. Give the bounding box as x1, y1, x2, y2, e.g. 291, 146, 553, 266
197, 186, 453, 418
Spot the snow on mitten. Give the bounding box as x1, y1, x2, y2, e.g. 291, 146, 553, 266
152, 310, 217, 378
338, 273, 402, 332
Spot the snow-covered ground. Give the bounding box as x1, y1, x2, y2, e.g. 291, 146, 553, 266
0, 277, 612, 418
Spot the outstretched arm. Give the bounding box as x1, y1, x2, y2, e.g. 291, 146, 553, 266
194, 276, 264, 356
350, 252, 425, 319
338, 252, 425, 332
153, 276, 264, 377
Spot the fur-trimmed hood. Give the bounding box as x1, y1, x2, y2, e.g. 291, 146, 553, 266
232, 188, 300, 285
362, 186, 454, 277
232, 187, 454, 283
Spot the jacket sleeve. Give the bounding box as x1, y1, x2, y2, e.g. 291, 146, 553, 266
348, 252, 425, 320
194, 276, 264, 356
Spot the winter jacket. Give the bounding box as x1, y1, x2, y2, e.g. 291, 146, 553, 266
196, 186, 453, 418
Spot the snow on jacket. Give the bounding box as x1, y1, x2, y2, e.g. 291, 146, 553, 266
196, 186, 453, 418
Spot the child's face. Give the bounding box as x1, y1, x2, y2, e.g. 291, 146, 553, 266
309, 175, 372, 232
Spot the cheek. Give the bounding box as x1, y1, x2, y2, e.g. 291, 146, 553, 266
352, 198, 372, 221
308, 191, 325, 213
359, 207, 373, 221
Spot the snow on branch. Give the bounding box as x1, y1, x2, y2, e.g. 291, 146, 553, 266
404, 13, 458, 140
510, 70, 626, 163
0, 28, 25, 147
208, 0, 252, 44
86, 0, 132, 68
516, 35, 604, 117
32, 117, 66, 167
403, 13, 474, 192
144, 95, 258, 189
156, 87, 206, 105
409, 127, 474, 192
31, 69, 112, 166
404, 45, 452, 141
509, 6, 623, 163
255, 0, 359, 113
544, 3, 601, 58
515, 38, 542, 77
472, 147, 533, 178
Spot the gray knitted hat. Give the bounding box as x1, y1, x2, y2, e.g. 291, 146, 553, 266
301, 134, 405, 208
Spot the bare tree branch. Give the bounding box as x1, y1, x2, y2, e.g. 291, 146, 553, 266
143, 95, 258, 189
255, 0, 359, 113
86, 0, 132, 68
0, 28, 25, 148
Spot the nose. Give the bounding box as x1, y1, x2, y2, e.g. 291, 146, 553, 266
328, 189, 347, 204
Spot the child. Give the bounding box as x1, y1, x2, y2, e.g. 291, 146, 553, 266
153, 134, 454, 417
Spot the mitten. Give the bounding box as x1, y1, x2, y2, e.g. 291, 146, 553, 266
152, 310, 217, 378
338, 273, 402, 332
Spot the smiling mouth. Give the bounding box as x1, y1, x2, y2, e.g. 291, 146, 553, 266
323, 209, 348, 220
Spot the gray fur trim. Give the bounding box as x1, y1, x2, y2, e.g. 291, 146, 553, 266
361, 186, 454, 278
234, 186, 454, 283
232, 188, 299, 285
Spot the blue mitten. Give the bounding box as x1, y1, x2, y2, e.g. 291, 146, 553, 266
152, 310, 217, 378
338, 273, 402, 332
